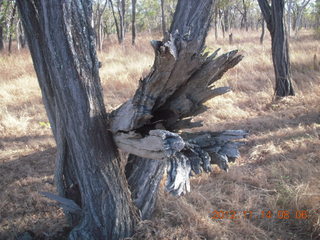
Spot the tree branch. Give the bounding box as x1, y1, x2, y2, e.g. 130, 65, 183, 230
257, 0, 273, 32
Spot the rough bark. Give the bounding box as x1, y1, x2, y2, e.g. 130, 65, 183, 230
18, 0, 245, 238
110, 0, 244, 219
258, 0, 294, 97
17, 1, 138, 239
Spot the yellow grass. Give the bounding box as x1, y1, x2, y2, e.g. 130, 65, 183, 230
0, 30, 320, 239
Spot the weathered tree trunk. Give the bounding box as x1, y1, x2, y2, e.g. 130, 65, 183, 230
258, 0, 294, 97
18, 0, 245, 238
110, 0, 244, 217
17, 1, 138, 239
132, 0, 136, 45
160, 0, 166, 38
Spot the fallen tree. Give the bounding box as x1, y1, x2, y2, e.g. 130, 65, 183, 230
18, 0, 245, 239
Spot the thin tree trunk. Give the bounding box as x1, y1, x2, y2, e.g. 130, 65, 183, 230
214, 5, 218, 40
160, 0, 166, 38
287, 0, 292, 37
258, 0, 294, 97
16, 19, 21, 50
0, 25, 3, 50
132, 0, 136, 45
109, 0, 121, 44
219, 9, 225, 38
8, 2, 17, 54
117, 0, 125, 44
260, 17, 265, 44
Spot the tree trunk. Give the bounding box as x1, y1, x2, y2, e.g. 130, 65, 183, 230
287, 0, 292, 37
0, 0, 7, 51
258, 0, 294, 97
132, 0, 136, 45
8, 2, 17, 54
260, 17, 265, 44
160, 0, 166, 38
117, 0, 125, 44
241, 0, 248, 31
219, 9, 225, 38
214, 5, 218, 40
294, 0, 311, 37
17, 1, 138, 239
109, 0, 121, 44
224, 7, 229, 33
0, 25, 3, 50
17, 0, 245, 238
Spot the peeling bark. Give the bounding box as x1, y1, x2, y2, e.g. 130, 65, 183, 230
111, 0, 244, 219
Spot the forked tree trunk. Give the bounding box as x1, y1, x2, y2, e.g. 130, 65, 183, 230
258, 0, 294, 97
18, 0, 245, 239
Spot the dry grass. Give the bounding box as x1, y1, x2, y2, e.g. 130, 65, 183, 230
1, 30, 320, 240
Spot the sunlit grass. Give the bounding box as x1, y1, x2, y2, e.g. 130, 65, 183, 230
0, 30, 319, 239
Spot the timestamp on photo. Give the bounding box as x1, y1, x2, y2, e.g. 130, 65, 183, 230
209, 210, 310, 220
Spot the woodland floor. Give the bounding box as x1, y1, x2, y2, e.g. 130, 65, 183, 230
0, 30, 320, 240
